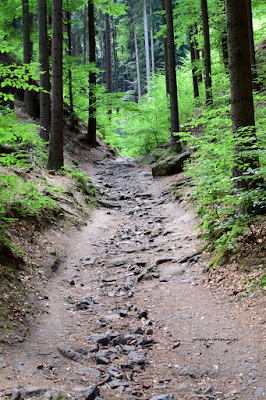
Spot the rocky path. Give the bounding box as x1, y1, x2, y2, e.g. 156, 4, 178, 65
0, 157, 265, 400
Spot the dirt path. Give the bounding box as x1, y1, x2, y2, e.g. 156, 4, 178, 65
0, 157, 265, 400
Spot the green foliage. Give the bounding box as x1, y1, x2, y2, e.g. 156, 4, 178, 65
66, 167, 98, 203
180, 69, 266, 264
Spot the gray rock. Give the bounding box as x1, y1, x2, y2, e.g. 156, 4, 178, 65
23, 388, 47, 397
10, 389, 22, 400
57, 343, 84, 363
181, 314, 192, 320
138, 308, 148, 319
203, 386, 214, 394
128, 351, 149, 365
129, 326, 144, 335
85, 384, 99, 400
107, 367, 123, 378
64, 295, 74, 304
108, 258, 129, 268
149, 395, 173, 400
256, 387, 265, 396
108, 379, 130, 389
95, 353, 110, 365
76, 347, 88, 355
152, 152, 190, 177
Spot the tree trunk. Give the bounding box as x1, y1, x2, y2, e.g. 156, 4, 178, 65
87, 0, 97, 146
160, 0, 169, 94
47, 0, 63, 170
105, 13, 112, 94
150, 0, 155, 76
66, 9, 74, 115
189, 26, 199, 99
133, 18, 141, 103
83, 5, 87, 64
247, 0, 260, 91
194, 24, 203, 83
100, 30, 104, 85
22, 0, 34, 117
143, 0, 150, 90
38, 0, 50, 141
112, 20, 119, 93
165, 0, 182, 152
200, 0, 213, 105
225, 0, 262, 192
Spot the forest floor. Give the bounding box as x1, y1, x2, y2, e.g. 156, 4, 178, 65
0, 141, 265, 400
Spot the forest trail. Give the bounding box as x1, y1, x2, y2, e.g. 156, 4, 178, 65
0, 156, 265, 400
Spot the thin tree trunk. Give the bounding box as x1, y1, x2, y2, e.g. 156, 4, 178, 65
150, 0, 155, 76
66, 9, 74, 115
165, 0, 182, 152
87, 0, 97, 146
83, 5, 87, 64
47, 0, 63, 170
160, 0, 169, 94
194, 24, 203, 83
225, 0, 262, 192
100, 30, 104, 85
105, 13, 112, 94
122, 45, 126, 92
247, 0, 260, 91
22, 0, 34, 117
133, 19, 141, 103
112, 20, 119, 93
143, 0, 150, 90
200, 0, 213, 105
189, 26, 199, 99
38, 0, 50, 141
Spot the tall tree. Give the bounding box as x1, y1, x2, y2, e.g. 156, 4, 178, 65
66, 7, 74, 115
225, 0, 262, 192
22, 0, 34, 117
38, 0, 50, 141
247, 0, 260, 91
160, 0, 169, 94
105, 12, 112, 94
189, 26, 199, 99
87, 0, 97, 146
47, 0, 64, 170
83, 5, 87, 63
150, 0, 155, 76
112, 19, 119, 93
200, 0, 213, 105
133, 16, 141, 103
143, 0, 150, 89
129, 0, 141, 103
165, 0, 182, 152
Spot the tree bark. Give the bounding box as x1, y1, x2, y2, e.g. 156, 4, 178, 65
200, 0, 213, 105
150, 0, 155, 76
133, 18, 141, 103
105, 13, 112, 94
87, 0, 97, 146
22, 0, 35, 117
83, 5, 87, 64
225, 0, 262, 192
38, 0, 50, 141
66, 9, 74, 115
112, 19, 119, 93
47, 0, 64, 170
143, 0, 150, 90
246, 0, 260, 91
189, 26, 199, 99
165, 0, 182, 152
160, 0, 169, 94
194, 24, 203, 83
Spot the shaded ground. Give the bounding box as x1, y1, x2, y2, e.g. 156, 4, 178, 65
0, 154, 265, 400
